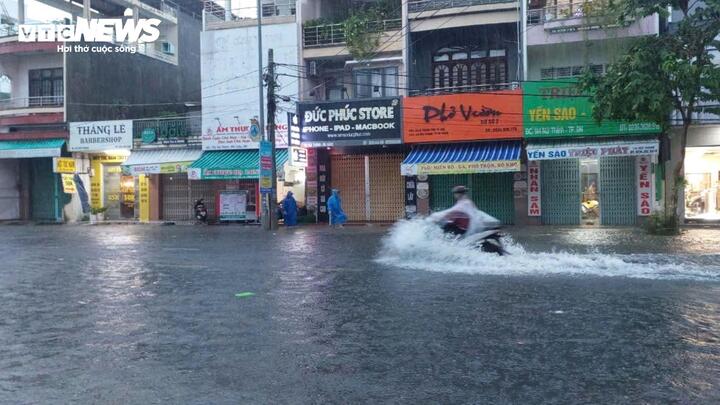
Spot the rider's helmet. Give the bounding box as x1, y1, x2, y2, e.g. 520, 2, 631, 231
452, 185, 468, 195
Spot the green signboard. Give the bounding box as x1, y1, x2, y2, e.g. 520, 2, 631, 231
523, 80, 661, 138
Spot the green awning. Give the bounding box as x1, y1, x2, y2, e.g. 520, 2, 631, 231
188, 149, 289, 180
0, 139, 65, 159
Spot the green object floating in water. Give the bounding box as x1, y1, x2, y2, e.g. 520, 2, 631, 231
235, 292, 255, 298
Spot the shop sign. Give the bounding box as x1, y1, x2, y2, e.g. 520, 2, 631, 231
138, 174, 150, 222
637, 156, 653, 216
289, 147, 307, 167
401, 160, 521, 176
288, 113, 301, 147
259, 140, 273, 193
128, 162, 192, 175
141, 128, 157, 144
201, 116, 289, 151
528, 161, 541, 216
526, 141, 659, 160
403, 90, 523, 143
61, 174, 76, 193
523, 81, 661, 138
218, 190, 247, 221
298, 97, 402, 147
53, 157, 76, 173
69, 120, 133, 152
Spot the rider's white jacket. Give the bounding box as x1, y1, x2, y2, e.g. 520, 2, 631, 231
428, 197, 502, 235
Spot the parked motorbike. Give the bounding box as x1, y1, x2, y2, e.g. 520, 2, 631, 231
194, 199, 208, 222
436, 211, 507, 255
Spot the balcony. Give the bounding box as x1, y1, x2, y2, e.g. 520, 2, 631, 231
203, 1, 296, 30
133, 116, 202, 146
303, 19, 401, 47
0, 96, 63, 112
527, 2, 658, 45
409, 82, 518, 96
409, 0, 512, 13
0, 96, 64, 126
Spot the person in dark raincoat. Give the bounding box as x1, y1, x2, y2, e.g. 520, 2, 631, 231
327, 189, 347, 227
281, 191, 298, 226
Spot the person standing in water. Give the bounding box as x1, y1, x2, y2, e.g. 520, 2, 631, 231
281, 191, 298, 227
327, 189, 347, 227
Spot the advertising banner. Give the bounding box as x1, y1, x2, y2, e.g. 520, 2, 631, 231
259, 141, 273, 193
637, 156, 653, 216
528, 161, 541, 216
401, 160, 521, 176
61, 173, 76, 194
523, 80, 661, 138
403, 90, 523, 143
201, 116, 289, 151
218, 190, 247, 221
53, 157, 76, 174
526, 140, 659, 160
299, 97, 402, 147
128, 162, 193, 175
138, 174, 150, 222
69, 120, 133, 152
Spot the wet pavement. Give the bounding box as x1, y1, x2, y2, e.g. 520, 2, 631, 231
1, 224, 719, 404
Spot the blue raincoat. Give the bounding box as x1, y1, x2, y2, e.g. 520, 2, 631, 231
327, 189, 347, 225
282, 191, 298, 226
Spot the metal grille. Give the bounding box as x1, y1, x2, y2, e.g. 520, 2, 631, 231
430, 173, 514, 224
30, 158, 61, 221
162, 173, 191, 221
541, 159, 581, 225
599, 156, 637, 226
331, 155, 366, 221
369, 154, 405, 222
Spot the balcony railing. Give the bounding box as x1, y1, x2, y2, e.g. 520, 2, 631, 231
0, 96, 64, 111
409, 82, 519, 96
408, 0, 511, 13
203, 1, 296, 29
303, 18, 402, 47
528, 3, 617, 25
0, 25, 17, 39
133, 116, 202, 145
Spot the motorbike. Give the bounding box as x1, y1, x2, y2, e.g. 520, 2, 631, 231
436, 211, 507, 256
194, 198, 208, 223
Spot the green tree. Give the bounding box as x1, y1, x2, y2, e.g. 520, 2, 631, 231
580, 0, 720, 227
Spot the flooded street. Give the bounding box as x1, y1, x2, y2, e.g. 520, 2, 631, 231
1, 224, 719, 403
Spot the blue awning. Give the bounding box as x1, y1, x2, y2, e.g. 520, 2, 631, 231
401, 141, 521, 175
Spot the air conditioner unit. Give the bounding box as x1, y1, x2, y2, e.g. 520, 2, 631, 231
161, 41, 175, 55
307, 60, 319, 78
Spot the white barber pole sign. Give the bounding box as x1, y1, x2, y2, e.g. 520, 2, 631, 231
528, 161, 541, 216
637, 156, 653, 216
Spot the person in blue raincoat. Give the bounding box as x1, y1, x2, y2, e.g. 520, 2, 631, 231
327, 189, 347, 227
282, 191, 298, 226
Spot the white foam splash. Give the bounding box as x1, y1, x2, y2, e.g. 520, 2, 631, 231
376, 219, 720, 281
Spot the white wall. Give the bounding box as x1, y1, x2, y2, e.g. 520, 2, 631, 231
527, 39, 630, 81
0, 53, 64, 99
201, 21, 299, 145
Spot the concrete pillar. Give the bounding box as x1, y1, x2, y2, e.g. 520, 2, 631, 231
83, 0, 91, 20
149, 174, 161, 221
17, 0, 24, 24
225, 0, 232, 21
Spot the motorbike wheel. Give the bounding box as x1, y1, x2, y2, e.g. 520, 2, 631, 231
481, 238, 506, 256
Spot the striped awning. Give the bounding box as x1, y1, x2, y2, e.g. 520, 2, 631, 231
401, 141, 522, 175
188, 149, 289, 180
0, 139, 65, 159
122, 147, 203, 175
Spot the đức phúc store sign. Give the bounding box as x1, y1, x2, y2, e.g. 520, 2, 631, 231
523, 80, 661, 138
403, 90, 523, 143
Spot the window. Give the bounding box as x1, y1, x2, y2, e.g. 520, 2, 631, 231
432, 46, 507, 90
354, 67, 398, 98
540, 64, 607, 80
29, 68, 63, 106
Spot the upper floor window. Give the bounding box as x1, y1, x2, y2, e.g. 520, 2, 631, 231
354, 67, 398, 98
29, 68, 63, 106
432, 47, 507, 89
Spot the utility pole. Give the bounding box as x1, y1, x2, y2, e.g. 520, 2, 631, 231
257, 0, 269, 230
266, 48, 278, 230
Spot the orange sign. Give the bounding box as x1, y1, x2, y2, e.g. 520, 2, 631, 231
403, 90, 523, 143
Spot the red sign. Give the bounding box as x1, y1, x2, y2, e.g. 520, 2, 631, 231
403, 90, 523, 143
637, 156, 652, 216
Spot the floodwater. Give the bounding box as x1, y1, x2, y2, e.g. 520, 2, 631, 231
1, 223, 719, 403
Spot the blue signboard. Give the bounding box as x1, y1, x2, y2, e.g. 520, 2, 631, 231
259, 140, 273, 194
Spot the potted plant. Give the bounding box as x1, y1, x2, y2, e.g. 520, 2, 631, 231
90, 206, 107, 223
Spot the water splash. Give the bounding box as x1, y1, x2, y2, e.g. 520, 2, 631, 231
376, 219, 720, 281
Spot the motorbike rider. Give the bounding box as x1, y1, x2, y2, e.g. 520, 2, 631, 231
428, 185, 501, 236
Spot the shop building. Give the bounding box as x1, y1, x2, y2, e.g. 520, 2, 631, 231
522, 80, 662, 226
673, 125, 720, 222
401, 91, 524, 224
299, 97, 405, 222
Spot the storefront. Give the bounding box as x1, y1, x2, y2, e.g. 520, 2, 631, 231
682, 125, 720, 222
299, 97, 405, 222
0, 139, 67, 222
523, 81, 661, 226
402, 91, 524, 224
69, 120, 134, 221
187, 149, 289, 222
122, 147, 204, 221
